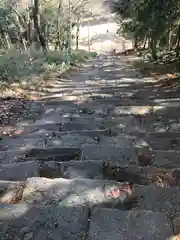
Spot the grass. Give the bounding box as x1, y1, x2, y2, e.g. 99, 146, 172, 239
0, 47, 97, 99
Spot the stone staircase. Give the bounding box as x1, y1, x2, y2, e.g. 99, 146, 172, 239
0, 54, 180, 239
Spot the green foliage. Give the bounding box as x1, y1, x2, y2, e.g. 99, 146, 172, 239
114, 0, 180, 61
0, 0, 94, 88
0, 48, 96, 84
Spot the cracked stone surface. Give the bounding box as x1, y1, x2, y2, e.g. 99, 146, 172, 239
88, 208, 173, 240
0, 205, 89, 240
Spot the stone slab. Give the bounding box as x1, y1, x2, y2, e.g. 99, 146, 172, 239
82, 145, 137, 163
134, 185, 180, 216
103, 163, 155, 185
26, 147, 82, 161
152, 150, 180, 168
103, 162, 180, 186
148, 131, 180, 139
0, 162, 39, 181
0, 147, 82, 163
148, 138, 180, 150
24, 121, 102, 132
3, 131, 111, 150
0, 204, 88, 240
88, 208, 173, 240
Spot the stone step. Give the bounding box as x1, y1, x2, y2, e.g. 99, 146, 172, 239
37, 103, 143, 119
103, 162, 180, 186
88, 208, 174, 240
154, 107, 180, 120
36, 99, 79, 107
90, 97, 153, 106
1, 158, 180, 186
2, 130, 136, 151
0, 147, 82, 164
13, 115, 155, 140
1, 177, 180, 215
132, 148, 180, 168
80, 145, 180, 168
134, 184, 180, 216
56, 160, 180, 182
22, 113, 154, 131
77, 104, 164, 119
0, 160, 103, 181
17, 121, 103, 132
81, 145, 138, 164
0, 161, 40, 181
0, 204, 89, 240
152, 150, 180, 168
148, 131, 180, 139
0, 204, 175, 240
16, 115, 145, 137
147, 137, 180, 150
152, 122, 180, 132
1, 145, 179, 170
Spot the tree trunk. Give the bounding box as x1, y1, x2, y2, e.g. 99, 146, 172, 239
26, 6, 31, 47
1, 31, 10, 49
176, 25, 180, 57
14, 20, 27, 52
56, 1, 62, 50
33, 0, 47, 54
150, 38, 157, 61
143, 38, 147, 49
168, 26, 172, 51
76, 18, 80, 50
133, 37, 138, 50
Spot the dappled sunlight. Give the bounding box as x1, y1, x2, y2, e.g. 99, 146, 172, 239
153, 105, 170, 113
104, 67, 126, 72
2, 51, 180, 141
88, 93, 113, 98
138, 77, 157, 83
153, 98, 180, 103
3, 51, 180, 140
77, 96, 92, 104
41, 93, 64, 99
44, 108, 55, 114
157, 102, 180, 107
114, 105, 153, 116
120, 77, 144, 83
84, 79, 102, 85
101, 81, 131, 87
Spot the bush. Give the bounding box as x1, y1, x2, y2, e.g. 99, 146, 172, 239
0, 48, 97, 85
